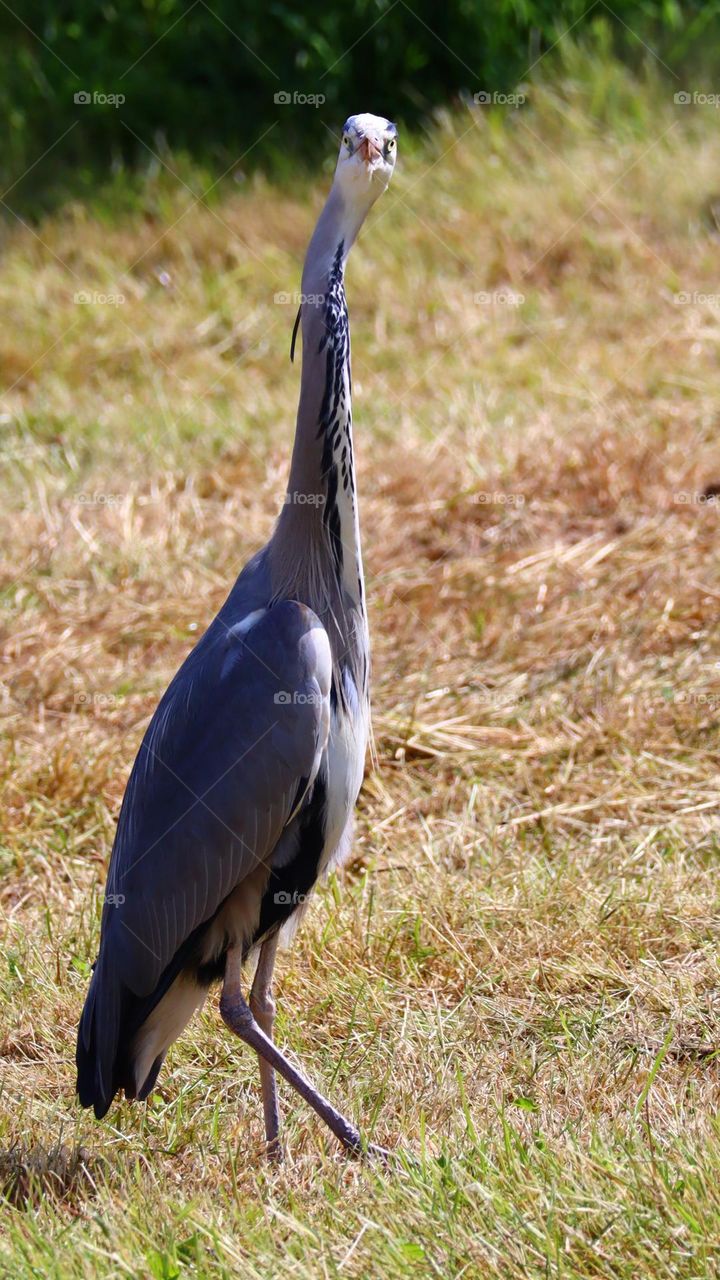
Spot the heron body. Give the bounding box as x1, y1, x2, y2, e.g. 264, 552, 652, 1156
76, 114, 397, 1156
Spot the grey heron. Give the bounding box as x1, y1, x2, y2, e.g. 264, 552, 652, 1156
76, 113, 398, 1160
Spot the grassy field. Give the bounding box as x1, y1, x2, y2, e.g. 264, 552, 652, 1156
1, 63, 720, 1277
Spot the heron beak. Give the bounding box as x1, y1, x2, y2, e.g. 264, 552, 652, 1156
359, 135, 382, 168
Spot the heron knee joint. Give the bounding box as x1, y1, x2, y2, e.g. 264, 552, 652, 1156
220, 992, 255, 1035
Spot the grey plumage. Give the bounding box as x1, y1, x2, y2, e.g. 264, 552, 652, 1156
78, 599, 329, 1113
77, 113, 398, 1155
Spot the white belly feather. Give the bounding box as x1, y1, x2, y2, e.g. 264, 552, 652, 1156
320, 687, 369, 877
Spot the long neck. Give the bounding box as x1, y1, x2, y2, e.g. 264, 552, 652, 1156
268, 184, 369, 692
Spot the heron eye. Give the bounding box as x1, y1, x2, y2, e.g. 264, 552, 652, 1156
343, 134, 351, 148
384, 138, 396, 156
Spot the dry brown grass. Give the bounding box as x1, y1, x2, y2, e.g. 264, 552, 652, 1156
1, 72, 720, 1277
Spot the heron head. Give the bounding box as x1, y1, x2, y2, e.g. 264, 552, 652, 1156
334, 113, 398, 204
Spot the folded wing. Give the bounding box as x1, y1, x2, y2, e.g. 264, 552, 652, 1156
77, 599, 331, 1113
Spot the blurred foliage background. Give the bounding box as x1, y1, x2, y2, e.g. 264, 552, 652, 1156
3, 0, 720, 212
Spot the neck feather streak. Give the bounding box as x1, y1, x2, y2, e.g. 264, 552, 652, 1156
269, 192, 368, 702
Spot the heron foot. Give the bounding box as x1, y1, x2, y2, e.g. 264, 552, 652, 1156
364, 1141, 392, 1163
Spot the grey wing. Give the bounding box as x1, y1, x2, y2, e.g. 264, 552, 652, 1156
100, 599, 331, 996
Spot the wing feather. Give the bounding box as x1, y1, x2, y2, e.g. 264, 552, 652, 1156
98, 600, 331, 996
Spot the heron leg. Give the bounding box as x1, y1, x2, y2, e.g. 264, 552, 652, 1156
249, 934, 281, 1160
221, 945, 376, 1157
